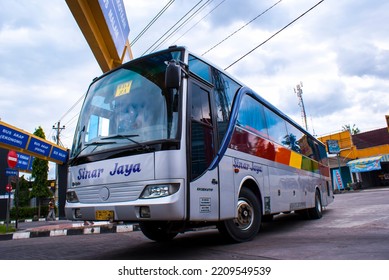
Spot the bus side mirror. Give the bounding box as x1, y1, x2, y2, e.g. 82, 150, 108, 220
165, 60, 181, 89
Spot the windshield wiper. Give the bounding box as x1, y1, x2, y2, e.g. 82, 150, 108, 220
85, 140, 117, 146
69, 140, 117, 165
101, 134, 153, 151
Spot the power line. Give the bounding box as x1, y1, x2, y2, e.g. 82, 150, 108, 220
130, 0, 175, 47
58, 92, 86, 122
172, 0, 227, 45
202, 0, 282, 56
224, 0, 324, 70
142, 0, 204, 55
63, 112, 80, 127
149, 0, 213, 53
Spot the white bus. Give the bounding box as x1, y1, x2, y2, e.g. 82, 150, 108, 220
65, 46, 334, 242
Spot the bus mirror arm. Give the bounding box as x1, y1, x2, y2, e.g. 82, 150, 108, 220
165, 59, 181, 89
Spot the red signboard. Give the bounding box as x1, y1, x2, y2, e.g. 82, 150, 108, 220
7, 150, 18, 168
5, 184, 12, 192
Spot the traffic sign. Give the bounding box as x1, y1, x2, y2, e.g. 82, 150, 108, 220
5, 184, 12, 192
7, 150, 18, 168
5, 168, 18, 177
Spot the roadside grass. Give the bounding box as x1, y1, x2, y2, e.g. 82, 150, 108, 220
0, 224, 16, 234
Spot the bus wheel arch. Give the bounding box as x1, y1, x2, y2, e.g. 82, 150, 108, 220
217, 179, 262, 242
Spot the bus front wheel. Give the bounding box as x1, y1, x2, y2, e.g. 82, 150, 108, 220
139, 221, 178, 242
217, 188, 261, 242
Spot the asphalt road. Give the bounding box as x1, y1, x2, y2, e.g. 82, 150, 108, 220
1, 187, 389, 260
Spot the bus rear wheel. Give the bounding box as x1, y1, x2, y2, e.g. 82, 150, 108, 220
217, 188, 261, 243
308, 190, 323, 219
139, 221, 178, 242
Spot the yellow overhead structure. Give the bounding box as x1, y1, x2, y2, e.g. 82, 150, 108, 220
319, 130, 355, 159
319, 130, 389, 160
66, 0, 132, 73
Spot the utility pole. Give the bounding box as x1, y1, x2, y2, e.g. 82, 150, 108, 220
294, 82, 308, 131
53, 121, 65, 147
52, 121, 65, 215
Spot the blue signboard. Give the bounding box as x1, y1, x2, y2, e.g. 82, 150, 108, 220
0, 124, 29, 149
50, 146, 68, 163
0, 121, 68, 164
98, 0, 130, 57
326, 140, 340, 154
27, 137, 52, 157
5, 168, 18, 177
17, 152, 32, 171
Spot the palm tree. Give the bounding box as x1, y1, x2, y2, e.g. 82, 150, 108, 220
342, 124, 360, 135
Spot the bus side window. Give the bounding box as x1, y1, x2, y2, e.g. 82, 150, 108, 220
212, 69, 240, 146
264, 107, 288, 146
190, 83, 214, 180
285, 122, 303, 153
188, 55, 211, 83
237, 95, 268, 137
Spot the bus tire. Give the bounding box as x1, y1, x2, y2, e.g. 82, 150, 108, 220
308, 190, 323, 219
139, 221, 178, 242
217, 187, 261, 243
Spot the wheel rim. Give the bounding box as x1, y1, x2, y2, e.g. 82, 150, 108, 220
233, 199, 254, 231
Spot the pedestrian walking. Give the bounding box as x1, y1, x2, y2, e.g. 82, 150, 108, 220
47, 198, 56, 221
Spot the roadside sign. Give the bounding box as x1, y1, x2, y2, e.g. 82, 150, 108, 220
16, 152, 33, 171
326, 140, 340, 154
5, 168, 18, 177
0, 120, 68, 164
7, 150, 18, 168
5, 184, 12, 192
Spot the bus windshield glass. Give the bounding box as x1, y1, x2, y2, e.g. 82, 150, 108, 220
71, 50, 182, 158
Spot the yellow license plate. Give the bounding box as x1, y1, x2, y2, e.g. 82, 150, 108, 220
95, 210, 114, 220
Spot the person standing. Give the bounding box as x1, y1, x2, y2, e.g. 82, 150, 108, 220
47, 198, 56, 221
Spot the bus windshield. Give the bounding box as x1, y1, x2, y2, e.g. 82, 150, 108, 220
71, 50, 182, 159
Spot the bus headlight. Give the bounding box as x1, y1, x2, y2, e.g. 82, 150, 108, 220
140, 183, 179, 199
66, 191, 79, 203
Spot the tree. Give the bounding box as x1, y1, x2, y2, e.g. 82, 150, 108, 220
30, 126, 51, 217
17, 175, 32, 207
342, 124, 360, 135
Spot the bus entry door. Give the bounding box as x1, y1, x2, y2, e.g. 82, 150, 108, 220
188, 81, 219, 221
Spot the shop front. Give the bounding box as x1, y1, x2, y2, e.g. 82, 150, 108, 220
347, 155, 389, 188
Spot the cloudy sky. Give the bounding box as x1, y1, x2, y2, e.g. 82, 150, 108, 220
1, 0, 388, 156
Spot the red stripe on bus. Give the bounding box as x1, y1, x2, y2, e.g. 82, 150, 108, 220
229, 127, 330, 178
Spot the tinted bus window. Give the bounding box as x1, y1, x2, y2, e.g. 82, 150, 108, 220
212, 69, 240, 144
237, 95, 268, 137
190, 83, 214, 180
285, 121, 303, 153
189, 55, 211, 83
191, 83, 212, 125
264, 107, 288, 146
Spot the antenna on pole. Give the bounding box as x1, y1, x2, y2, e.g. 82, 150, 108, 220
294, 82, 308, 131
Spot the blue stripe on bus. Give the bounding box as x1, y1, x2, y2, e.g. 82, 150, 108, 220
208, 86, 252, 170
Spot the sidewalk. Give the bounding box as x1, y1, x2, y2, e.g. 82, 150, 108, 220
0, 219, 139, 241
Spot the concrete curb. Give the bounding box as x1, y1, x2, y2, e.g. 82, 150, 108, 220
0, 223, 140, 241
